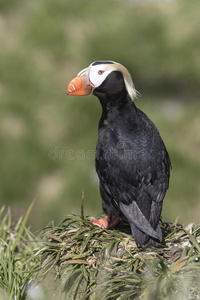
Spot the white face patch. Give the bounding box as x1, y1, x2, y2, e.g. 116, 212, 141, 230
89, 64, 113, 88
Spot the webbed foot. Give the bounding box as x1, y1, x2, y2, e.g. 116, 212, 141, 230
90, 215, 120, 229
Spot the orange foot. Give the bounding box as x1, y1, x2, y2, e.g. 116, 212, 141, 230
90, 215, 120, 229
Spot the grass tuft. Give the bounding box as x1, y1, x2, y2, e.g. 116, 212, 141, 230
0, 204, 41, 300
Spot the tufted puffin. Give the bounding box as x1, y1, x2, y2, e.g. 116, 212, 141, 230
67, 61, 171, 247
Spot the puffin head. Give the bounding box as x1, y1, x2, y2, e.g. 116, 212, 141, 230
67, 61, 137, 101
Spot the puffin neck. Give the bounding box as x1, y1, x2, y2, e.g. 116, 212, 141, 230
97, 91, 137, 122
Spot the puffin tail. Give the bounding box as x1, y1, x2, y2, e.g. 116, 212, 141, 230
119, 201, 161, 247
130, 222, 163, 248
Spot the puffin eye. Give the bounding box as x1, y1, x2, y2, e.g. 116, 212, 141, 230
98, 70, 104, 75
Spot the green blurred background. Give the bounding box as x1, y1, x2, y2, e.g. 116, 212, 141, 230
0, 0, 200, 230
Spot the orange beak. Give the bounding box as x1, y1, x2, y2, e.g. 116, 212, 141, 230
67, 76, 92, 96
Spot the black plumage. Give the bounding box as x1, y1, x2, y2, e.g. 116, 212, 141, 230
67, 62, 171, 247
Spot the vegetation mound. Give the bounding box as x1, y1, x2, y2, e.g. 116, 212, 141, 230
1, 206, 200, 299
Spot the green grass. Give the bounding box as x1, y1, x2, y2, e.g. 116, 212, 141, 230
1, 205, 200, 299
0, 204, 41, 300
